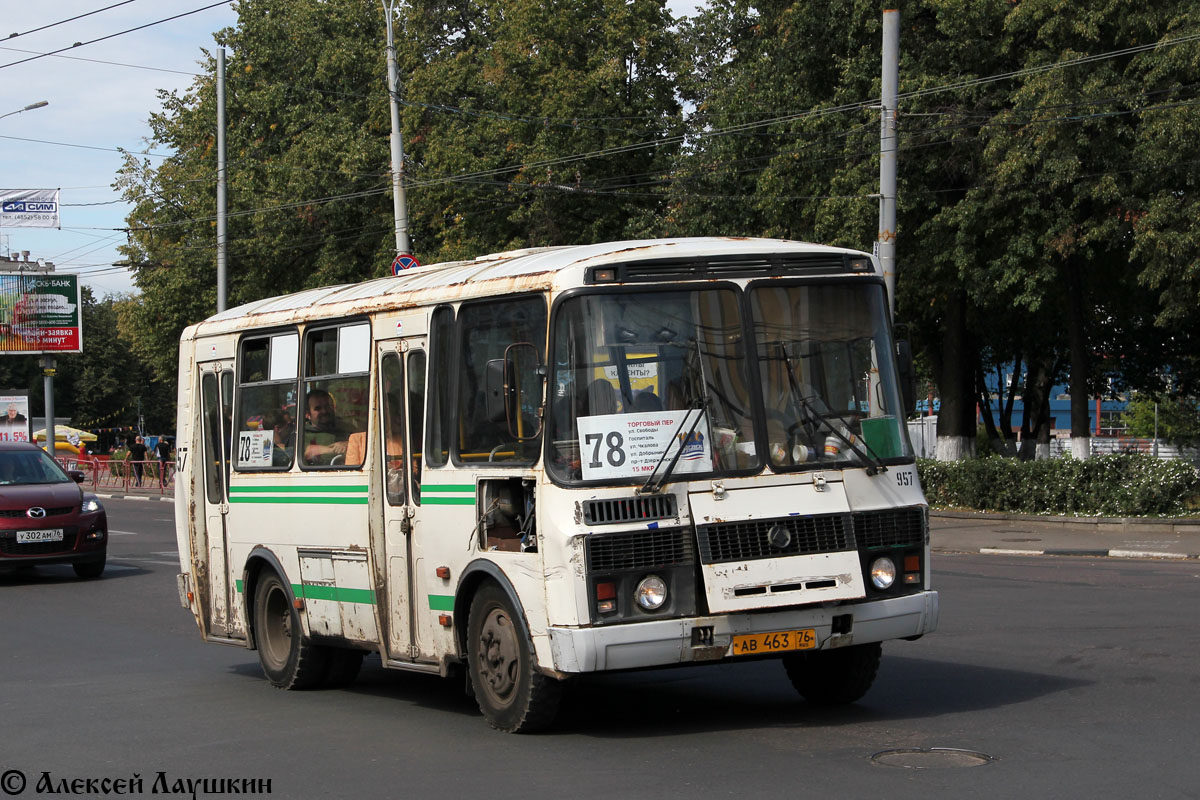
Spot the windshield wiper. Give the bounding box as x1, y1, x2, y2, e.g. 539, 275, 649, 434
775, 342, 887, 475
639, 338, 710, 494
639, 396, 708, 495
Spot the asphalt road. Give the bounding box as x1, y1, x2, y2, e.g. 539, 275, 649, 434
2, 497, 1199, 799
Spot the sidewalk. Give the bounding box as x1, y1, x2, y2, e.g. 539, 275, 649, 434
931, 510, 1200, 560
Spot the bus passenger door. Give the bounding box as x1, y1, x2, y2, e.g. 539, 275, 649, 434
379, 340, 426, 662
199, 364, 235, 638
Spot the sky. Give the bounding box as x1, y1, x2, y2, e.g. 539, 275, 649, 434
0, 1, 702, 298
1, 1, 240, 296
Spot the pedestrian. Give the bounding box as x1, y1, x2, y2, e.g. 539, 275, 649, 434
155, 436, 173, 486
126, 435, 149, 487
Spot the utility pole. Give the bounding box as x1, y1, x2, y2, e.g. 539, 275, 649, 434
878, 10, 899, 319
383, 0, 411, 256
216, 47, 228, 313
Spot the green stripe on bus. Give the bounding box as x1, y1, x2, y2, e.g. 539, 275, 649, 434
294, 584, 376, 605
229, 485, 368, 494
229, 495, 369, 505
421, 496, 476, 505
235, 579, 244, 593
428, 594, 455, 611
420, 484, 475, 493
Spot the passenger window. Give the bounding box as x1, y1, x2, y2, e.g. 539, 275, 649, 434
301, 323, 370, 468
234, 333, 298, 470
455, 297, 547, 464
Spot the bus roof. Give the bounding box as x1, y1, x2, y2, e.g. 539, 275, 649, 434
186, 236, 871, 337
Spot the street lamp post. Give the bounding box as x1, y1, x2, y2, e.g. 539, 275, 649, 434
0, 100, 49, 121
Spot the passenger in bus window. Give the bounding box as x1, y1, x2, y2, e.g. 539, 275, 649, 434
303, 388, 351, 465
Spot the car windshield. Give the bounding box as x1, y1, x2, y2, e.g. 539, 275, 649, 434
0, 450, 71, 485
547, 280, 913, 486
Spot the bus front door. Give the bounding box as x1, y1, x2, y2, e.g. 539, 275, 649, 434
379, 339, 429, 663
198, 363, 236, 638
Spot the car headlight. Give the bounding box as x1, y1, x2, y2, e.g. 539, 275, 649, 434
82, 496, 103, 513
870, 557, 896, 590
634, 575, 667, 610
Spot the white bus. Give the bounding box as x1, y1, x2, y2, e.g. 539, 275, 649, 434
175, 237, 938, 732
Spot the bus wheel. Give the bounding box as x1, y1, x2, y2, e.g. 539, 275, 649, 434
253, 571, 329, 690
783, 642, 882, 706
467, 584, 562, 733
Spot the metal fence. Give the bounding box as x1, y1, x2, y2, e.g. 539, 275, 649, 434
57, 457, 175, 494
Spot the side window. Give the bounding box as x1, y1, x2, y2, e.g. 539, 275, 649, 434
302, 322, 370, 468
426, 307, 454, 468
407, 350, 426, 504
455, 297, 547, 464
234, 333, 298, 471
380, 353, 406, 506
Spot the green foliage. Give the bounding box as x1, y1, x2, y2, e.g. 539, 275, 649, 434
918, 454, 1200, 516
1122, 393, 1200, 446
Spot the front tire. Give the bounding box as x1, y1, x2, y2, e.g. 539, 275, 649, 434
253, 571, 328, 690
467, 583, 562, 733
783, 642, 882, 706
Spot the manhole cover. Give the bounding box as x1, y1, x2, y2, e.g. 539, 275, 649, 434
871, 748, 994, 769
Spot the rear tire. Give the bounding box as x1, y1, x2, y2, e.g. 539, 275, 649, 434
73, 556, 105, 579
783, 642, 882, 706
253, 571, 328, 689
467, 583, 562, 733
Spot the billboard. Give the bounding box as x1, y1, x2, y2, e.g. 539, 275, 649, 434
0, 273, 82, 353
0, 189, 60, 229
0, 391, 32, 443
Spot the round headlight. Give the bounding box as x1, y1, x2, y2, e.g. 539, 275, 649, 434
870, 557, 896, 590
634, 575, 668, 610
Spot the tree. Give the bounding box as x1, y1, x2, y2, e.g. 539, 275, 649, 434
1122, 392, 1200, 447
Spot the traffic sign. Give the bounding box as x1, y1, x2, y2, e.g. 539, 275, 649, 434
391, 254, 420, 275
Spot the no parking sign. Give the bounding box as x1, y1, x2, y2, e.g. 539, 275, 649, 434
391, 254, 420, 275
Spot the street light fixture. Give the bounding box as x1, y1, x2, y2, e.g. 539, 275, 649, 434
0, 100, 49, 121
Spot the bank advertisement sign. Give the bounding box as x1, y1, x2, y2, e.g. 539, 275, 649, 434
0, 391, 32, 443
0, 273, 82, 353
0, 189, 60, 229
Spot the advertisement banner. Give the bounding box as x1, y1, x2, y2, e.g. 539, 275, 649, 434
0, 189, 60, 229
0, 391, 32, 443
0, 273, 83, 353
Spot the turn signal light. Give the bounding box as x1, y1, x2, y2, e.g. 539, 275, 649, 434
435, 566, 451, 579
904, 555, 920, 572
438, 614, 453, 627
596, 582, 616, 601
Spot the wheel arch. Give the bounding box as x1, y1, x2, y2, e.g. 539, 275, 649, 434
453, 559, 531, 657
242, 546, 294, 651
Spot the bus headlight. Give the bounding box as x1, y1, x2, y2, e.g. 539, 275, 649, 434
870, 557, 897, 590
634, 575, 667, 610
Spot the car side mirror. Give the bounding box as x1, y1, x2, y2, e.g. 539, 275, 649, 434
68, 470, 86, 483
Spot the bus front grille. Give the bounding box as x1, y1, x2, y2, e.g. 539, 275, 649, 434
853, 506, 927, 548
586, 528, 694, 572
582, 494, 678, 526
696, 514, 853, 564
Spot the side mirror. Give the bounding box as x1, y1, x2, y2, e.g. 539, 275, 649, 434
68, 470, 86, 483
896, 340, 916, 417
504, 342, 545, 440
485, 359, 508, 423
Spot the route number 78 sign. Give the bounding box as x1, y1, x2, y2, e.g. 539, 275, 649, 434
576, 411, 712, 481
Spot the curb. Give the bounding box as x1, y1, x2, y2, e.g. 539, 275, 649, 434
973, 547, 1195, 560
95, 493, 174, 503
932, 509, 1200, 530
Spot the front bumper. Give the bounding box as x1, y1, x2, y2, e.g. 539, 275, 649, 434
0, 515, 107, 570
545, 590, 938, 673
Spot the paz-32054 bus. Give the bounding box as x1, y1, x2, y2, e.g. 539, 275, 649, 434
174, 237, 938, 732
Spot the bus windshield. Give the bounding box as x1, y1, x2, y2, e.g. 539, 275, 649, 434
547, 281, 911, 485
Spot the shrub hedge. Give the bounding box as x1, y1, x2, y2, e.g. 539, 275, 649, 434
917, 454, 1200, 517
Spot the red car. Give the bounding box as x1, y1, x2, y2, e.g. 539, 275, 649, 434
0, 442, 107, 578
